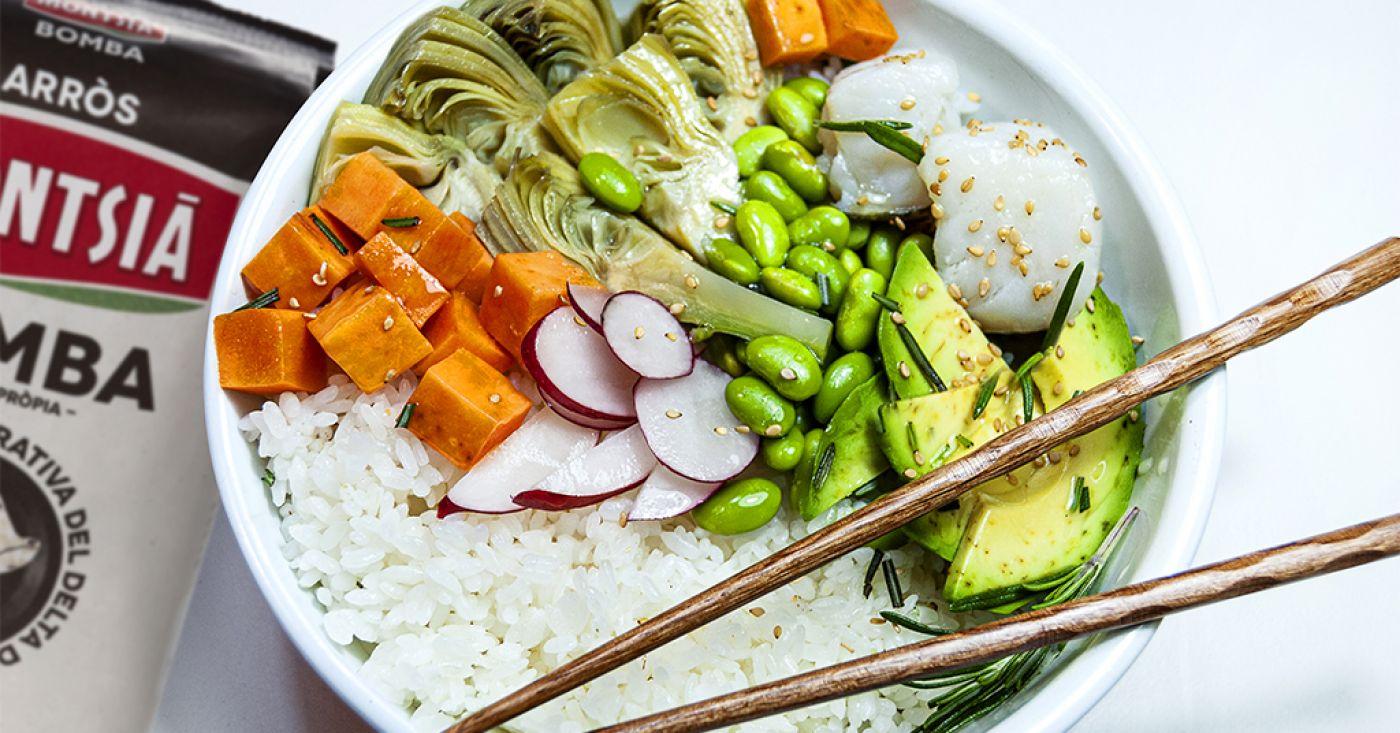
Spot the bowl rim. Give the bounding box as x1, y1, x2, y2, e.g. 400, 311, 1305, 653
202, 1, 1226, 731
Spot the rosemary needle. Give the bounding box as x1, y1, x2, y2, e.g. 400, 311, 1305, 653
310, 212, 349, 255
234, 288, 279, 311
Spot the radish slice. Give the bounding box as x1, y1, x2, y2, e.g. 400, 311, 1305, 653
567, 282, 610, 332
634, 360, 758, 482
627, 466, 722, 521
445, 409, 599, 514
523, 306, 639, 423
602, 291, 694, 379
541, 391, 635, 431
513, 425, 657, 510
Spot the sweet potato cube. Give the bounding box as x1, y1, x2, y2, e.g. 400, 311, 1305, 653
817, 0, 898, 61
240, 212, 355, 311
449, 212, 493, 301
746, 0, 828, 66
308, 284, 432, 392
316, 153, 419, 239
401, 213, 490, 291
354, 233, 450, 327
416, 292, 512, 375
407, 349, 531, 468
214, 309, 327, 395
477, 251, 599, 361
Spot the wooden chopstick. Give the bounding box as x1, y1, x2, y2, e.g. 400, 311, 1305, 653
446, 237, 1400, 733
596, 512, 1400, 732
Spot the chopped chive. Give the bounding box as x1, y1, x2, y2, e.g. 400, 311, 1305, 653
871, 291, 903, 311
1012, 351, 1045, 382
1021, 374, 1035, 423
818, 119, 914, 132
816, 271, 831, 309
850, 474, 887, 502
395, 402, 417, 428
710, 199, 738, 215
971, 372, 1000, 419
381, 216, 421, 228
956, 434, 974, 449
906, 422, 919, 455
895, 322, 947, 392
812, 443, 836, 492
1073, 476, 1091, 513
310, 212, 349, 255
261, 468, 275, 487
1041, 262, 1085, 350
882, 557, 904, 607
234, 288, 279, 311
863, 549, 886, 598
881, 610, 952, 636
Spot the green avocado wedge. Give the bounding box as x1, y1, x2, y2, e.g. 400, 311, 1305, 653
791, 375, 889, 520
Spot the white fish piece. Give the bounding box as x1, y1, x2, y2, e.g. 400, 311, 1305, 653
919, 121, 1102, 333
820, 49, 961, 217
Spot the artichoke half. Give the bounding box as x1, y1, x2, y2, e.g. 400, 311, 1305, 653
482, 154, 832, 358
544, 34, 741, 261
460, 0, 624, 94
311, 102, 501, 219
627, 0, 779, 141
364, 7, 554, 175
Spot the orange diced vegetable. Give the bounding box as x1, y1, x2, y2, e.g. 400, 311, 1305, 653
416, 292, 512, 375
353, 233, 450, 328
241, 211, 355, 311
214, 308, 327, 395
411, 214, 490, 292
817, 0, 897, 61
308, 283, 432, 392
375, 185, 449, 253
316, 153, 418, 239
477, 251, 599, 361
449, 212, 493, 301
407, 349, 531, 468
745, 0, 828, 66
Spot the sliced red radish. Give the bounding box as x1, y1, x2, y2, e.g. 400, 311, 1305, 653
541, 390, 634, 431
523, 306, 639, 423
513, 425, 657, 510
445, 409, 599, 514
601, 291, 694, 379
566, 282, 610, 332
627, 466, 722, 521
633, 360, 758, 483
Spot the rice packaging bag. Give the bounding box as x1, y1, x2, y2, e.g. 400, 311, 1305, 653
0, 1, 332, 729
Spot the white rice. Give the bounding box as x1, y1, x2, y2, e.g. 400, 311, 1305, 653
240, 374, 966, 732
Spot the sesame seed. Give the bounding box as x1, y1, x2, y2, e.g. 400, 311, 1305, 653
1074, 155, 1088, 167
1097, 271, 1105, 285
1007, 228, 1024, 246
1014, 244, 1033, 256
742, 88, 757, 99
311, 272, 327, 286
1006, 473, 1019, 486
1056, 345, 1066, 359
750, 607, 765, 617
994, 195, 1005, 211
967, 91, 981, 102
993, 386, 1008, 398
1067, 317, 1076, 328
986, 250, 998, 267
1017, 261, 1030, 277
1034, 455, 1047, 468
363, 285, 376, 295
968, 219, 983, 233
713, 216, 731, 229
993, 417, 1005, 431
289, 297, 301, 309
913, 450, 925, 466
1053, 381, 1066, 396
892, 216, 907, 231
634, 326, 646, 339
665, 332, 678, 342
932, 124, 944, 136
752, 71, 763, 85
1055, 257, 1070, 269
958, 318, 972, 333
899, 98, 916, 110
493, 285, 504, 297
744, 49, 758, 60
929, 183, 942, 196
669, 302, 686, 315
857, 194, 871, 206
1093, 206, 1103, 221
619, 513, 629, 528
930, 202, 945, 220
410, 240, 424, 255
960, 176, 975, 193
1129, 410, 1141, 423
1085, 298, 1098, 315
978, 277, 991, 297
1132, 335, 1145, 346
976, 353, 993, 365
934, 156, 949, 165
915, 283, 930, 298
573, 315, 587, 327
1069, 444, 1082, 457
799, 30, 816, 43
382, 316, 394, 331
890, 311, 907, 325
903, 468, 917, 479
780, 367, 797, 381
1080, 228, 1093, 244
714, 426, 729, 436
301, 312, 316, 319
947, 283, 963, 300
384, 369, 397, 381
764, 424, 782, 437
956, 349, 971, 361
958, 297, 970, 308
967, 246, 985, 257
989, 343, 1003, 357
666, 409, 682, 419
898, 361, 911, 378
1024, 200, 1036, 216
745, 116, 757, 127
706, 96, 718, 110
773, 625, 784, 638
684, 274, 700, 289
996, 227, 1010, 242
489, 393, 502, 404
821, 242, 837, 253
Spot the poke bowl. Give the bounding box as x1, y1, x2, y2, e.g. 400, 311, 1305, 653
203, 0, 1226, 731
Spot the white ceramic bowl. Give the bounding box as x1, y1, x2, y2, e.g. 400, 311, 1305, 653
204, 1, 1226, 730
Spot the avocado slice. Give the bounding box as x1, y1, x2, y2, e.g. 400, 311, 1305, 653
792, 376, 889, 520
878, 243, 999, 400
943, 288, 1144, 610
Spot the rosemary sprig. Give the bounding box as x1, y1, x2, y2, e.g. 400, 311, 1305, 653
812, 443, 836, 493
381, 216, 421, 228
816, 272, 831, 309
1012, 351, 1044, 382
1072, 476, 1090, 513
861, 121, 925, 163
818, 119, 914, 132
863, 549, 886, 598
872, 293, 948, 392
1020, 374, 1035, 424
882, 557, 904, 607
395, 402, 417, 429
261, 468, 275, 487
310, 212, 348, 255
971, 371, 1000, 419
955, 434, 975, 449
881, 610, 953, 636
871, 292, 902, 311
1041, 262, 1085, 350
710, 199, 738, 215
234, 288, 279, 311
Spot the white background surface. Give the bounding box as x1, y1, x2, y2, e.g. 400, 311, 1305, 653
154, 1, 1400, 731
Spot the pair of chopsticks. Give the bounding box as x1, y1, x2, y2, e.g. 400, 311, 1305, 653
447, 237, 1400, 733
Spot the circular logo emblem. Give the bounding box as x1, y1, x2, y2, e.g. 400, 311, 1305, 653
1, 455, 62, 642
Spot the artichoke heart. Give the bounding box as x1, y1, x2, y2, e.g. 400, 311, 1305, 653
461, 0, 623, 94
312, 102, 500, 219
627, 0, 779, 141
364, 7, 554, 174
543, 34, 740, 262
482, 154, 831, 359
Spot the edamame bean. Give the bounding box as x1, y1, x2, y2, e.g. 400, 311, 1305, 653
577, 152, 642, 213
732, 125, 789, 178
788, 206, 851, 251
692, 478, 782, 535
704, 334, 747, 377
742, 171, 808, 223
760, 428, 805, 471
765, 87, 821, 153
761, 140, 828, 203
784, 245, 849, 315
735, 200, 791, 268
900, 232, 934, 260
724, 375, 796, 436
845, 219, 872, 250
835, 268, 887, 352
705, 237, 760, 285
745, 334, 822, 400
839, 248, 863, 275
864, 225, 900, 280
813, 352, 878, 423
784, 76, 829, 110
759, 266, 822, 311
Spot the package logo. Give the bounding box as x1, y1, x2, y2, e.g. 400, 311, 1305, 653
22, 0, 167, 43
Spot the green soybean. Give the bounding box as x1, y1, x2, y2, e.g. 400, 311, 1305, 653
742, 172, 808, 223
835, 268, 887, 352
735, 200, 791, 268
760, 428, 805, 471
845, 219, 872, 250
759, 266, 822, 311
704, 334, 747, 377
761, 140, 828, 203
789, 206, 851, 251
692, 478, 782, 535
745, 334, 822, 400
784, 245, 849, 314
724, 375, 796, 436
784, 76, 829, 109
839, 248, 863, 275
577, 152, 642, 213
705, 237, 760, 285
765, 86, 821, 153
900, 232, 934, 260
732, 125, 789, 178
791, 401, 815, 433
865, 225, 900, 280
813, 352, 878, 423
